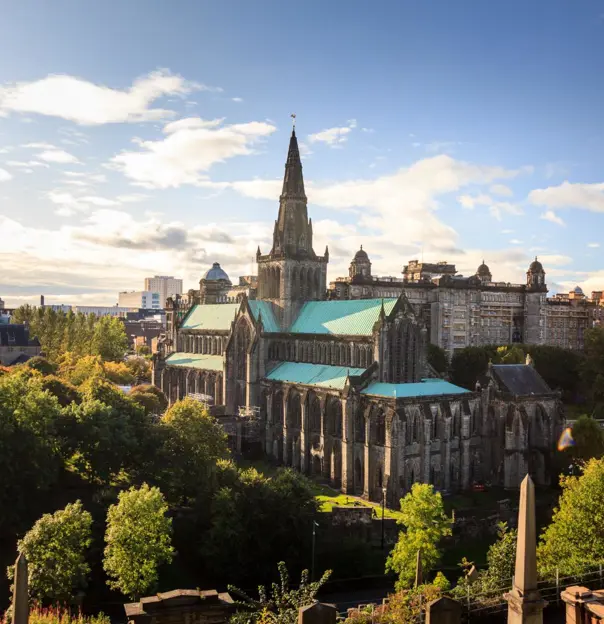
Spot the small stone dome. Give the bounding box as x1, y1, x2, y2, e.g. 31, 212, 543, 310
529, 257, 544, 272
202, 262, 230, 281
573, 285, 584, 295
353, 245, 369, 261
477, 261, 491, 276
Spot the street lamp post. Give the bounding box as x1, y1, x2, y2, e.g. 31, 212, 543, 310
311, 520, 318, 581
381, 487, 387, 549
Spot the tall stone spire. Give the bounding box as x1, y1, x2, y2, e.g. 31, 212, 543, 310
281, 129, 306, 199
271, 127, 313, 258
504, 474, 546, 624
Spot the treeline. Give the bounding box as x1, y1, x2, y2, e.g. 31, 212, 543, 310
12, 305, 128, 362
428, 328, 604, 408
0, 360, 320, 610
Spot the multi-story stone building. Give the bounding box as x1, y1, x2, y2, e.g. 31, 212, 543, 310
331, 252, 601, 355
153, 128, 563, 501
144, 276, 183, 308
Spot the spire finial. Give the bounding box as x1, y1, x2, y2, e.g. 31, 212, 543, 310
360, 244, 363, 250
291, 113, 296, 132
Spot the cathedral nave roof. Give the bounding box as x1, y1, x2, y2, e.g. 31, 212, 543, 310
289, 298, 397, 335
361, 379, 470, 398
165, 353, 224, 371
265, 361, 365, 390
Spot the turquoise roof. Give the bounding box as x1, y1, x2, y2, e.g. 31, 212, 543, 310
361, 379, 470, 398
248, 300, 280, 333
165, 353, 224, 371
181, 304, 239, 330
290, 298, 397, 336
266, 362, 366, 390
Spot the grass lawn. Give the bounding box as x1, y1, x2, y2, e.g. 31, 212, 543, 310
236, 457, 403, 520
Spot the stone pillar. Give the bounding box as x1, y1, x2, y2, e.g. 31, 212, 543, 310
12, 553, 28, 624
214, 376, 221, 405
300, 396, 309, 473
363, 415, 371, 498
384, 411, 396, 504
560, 586, 593, 624
504, 474, 546, 624
340, 398, 354, 493
266, 393, 274, 455
444, 421, 451, 490
461, 439, 471, 490
282, 392, 290, 466
426, 597, 462, 624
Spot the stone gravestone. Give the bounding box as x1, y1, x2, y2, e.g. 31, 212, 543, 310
298, 601, 337, 624
426, 597, 462, 624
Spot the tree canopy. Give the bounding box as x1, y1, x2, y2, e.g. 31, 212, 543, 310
10, 501, 92, 605
538, 457, 604, 576
386, 483, 452, 590
103, 484, 174, 599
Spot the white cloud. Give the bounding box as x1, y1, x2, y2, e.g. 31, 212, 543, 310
588, 243, 600, 248
501, 229, 514, 234
509, 239, 523, 245
540, 210, 565, 226
457, 193, 523, 220
64, 171, 106, 182
0, 70, 214, 125
308, 119, 357, 147
231, 97, 243, 103
458, 193, 491, 209
116, 193, 148, 203
47, 190, 118, 215
162, 116, 224, 134
231, 155, 526, 252
38, 149, 80, 164
0, 168, 12, 182
110, 117, 276, 189
6, 160, 49, 168
489, 183, 513, 197
529, 181, 604, 213
22, 142, 57, 149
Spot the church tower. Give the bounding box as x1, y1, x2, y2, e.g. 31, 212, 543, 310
257, 125, 329, 328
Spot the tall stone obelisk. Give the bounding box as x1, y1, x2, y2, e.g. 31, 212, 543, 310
504, 474, 546, 624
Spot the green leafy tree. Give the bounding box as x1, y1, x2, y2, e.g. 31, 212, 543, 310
8, 501, 92, 605
59, 354, 105, 386
103, 361, 136, 385
124, 357, 152, 383
161, 398, 229, 502
104, 484, 174, 599
136, 345, 151, 356
450, 347, 490, 390
25, 357, 58, 376
40, 375, 81, 407
582, 327, 604, 409
524, 344, 584, 403
427, 344, 448, 375
568, 415, 604, 462
496, 345, 525, 364
229, 562, 332, 624
130, 384, 168, 415
386, 483, 452, 590
538, 457, 604, 576
91, 316, 128, 361
203, 468, 318, 584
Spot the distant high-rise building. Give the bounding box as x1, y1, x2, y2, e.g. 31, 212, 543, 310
144, 276, 183, 307
0, 296, 4, 309
119, 291, 162, 310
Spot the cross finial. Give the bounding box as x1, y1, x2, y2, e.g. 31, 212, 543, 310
291, 113, 296, 128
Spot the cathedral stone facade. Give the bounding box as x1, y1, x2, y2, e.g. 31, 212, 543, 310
153, 129, 563, 501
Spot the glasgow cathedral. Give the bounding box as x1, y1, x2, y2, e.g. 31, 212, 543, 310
153, 128, 564, 503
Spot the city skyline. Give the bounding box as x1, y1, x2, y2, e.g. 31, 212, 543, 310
1, 0, 604, 307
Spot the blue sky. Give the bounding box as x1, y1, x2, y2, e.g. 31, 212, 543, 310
1, 0, 604, 306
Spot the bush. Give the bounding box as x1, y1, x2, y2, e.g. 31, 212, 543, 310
26, 357, 58, 376
1, 606, 110, 624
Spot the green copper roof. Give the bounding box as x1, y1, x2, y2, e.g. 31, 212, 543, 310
266, 362, 366, 390
248, 300, 280, 333
181, 304, 239, 330
361, 379, 470, 398
165, 353, 224, 371
289, 298, 397, 336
